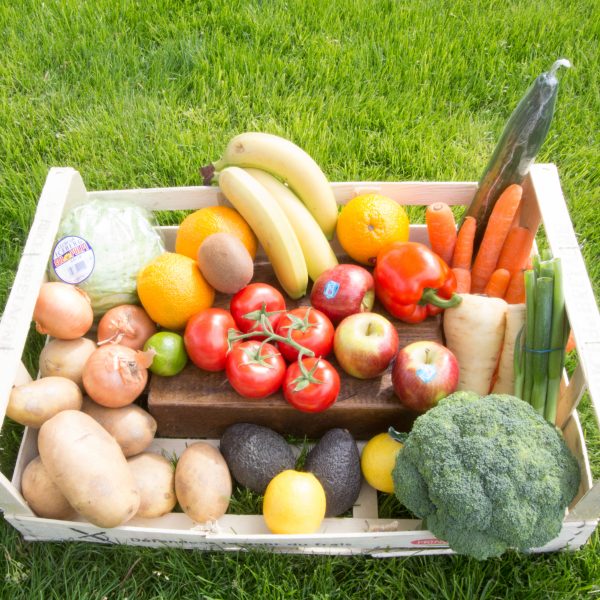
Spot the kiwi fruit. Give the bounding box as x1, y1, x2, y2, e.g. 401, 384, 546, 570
197, 232, 254, 294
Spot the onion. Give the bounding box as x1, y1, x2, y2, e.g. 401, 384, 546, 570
97, 304, 157, 350
33, 282, 94, 339
82, 344, 155, 408
39, 337, 97, 388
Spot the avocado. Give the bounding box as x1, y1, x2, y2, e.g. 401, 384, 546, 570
219, 423, 295, 494
304, 428, 362, 517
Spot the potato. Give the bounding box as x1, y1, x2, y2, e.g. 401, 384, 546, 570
39, 337, 97, 388
21, 456, 76, 520
128, 453, 176, 518
175, 442, 232, 523
81, 397, 157, 457
8, 376, 82, 428
38, 410, 140, 528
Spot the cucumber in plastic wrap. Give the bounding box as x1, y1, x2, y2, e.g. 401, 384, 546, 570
465, 59, 571, 250
49, 199, 165, 317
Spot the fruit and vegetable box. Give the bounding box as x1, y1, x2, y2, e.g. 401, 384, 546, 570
0, 159, 598, 557
1, 61, 599, 558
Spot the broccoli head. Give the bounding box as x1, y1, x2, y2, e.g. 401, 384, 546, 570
392, 392, 581, 560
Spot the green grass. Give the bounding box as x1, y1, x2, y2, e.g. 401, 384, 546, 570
1, 0, 599, 597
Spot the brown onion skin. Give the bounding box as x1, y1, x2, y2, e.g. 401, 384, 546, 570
82, 344, 149, 408
33, 282, 93, 340
97, 304, 157, 350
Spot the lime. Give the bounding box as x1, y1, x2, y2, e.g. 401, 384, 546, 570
263, 470, 326, 534
144, 331, 188, 377
360, 432, 403, 494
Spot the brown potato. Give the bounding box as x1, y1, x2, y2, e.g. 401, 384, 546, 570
128, 453, 176, 518
81, 397, 157, 457
21, 456, 76, 520
38, 410, 140, 528
38, 337, 97, 388
175, 442, 232, 523
8, 376, 82, 428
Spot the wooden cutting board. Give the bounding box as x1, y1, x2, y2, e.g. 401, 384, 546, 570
148, 262, 444, 440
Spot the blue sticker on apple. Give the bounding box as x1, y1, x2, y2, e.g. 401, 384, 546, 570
416, 364, 437, 383
323, 280, 340, 299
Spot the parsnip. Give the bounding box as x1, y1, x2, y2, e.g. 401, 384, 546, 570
443, 294, 508, 395
492, 303, 526, 394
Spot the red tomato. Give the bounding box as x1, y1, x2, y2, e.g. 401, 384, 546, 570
226, 340, 286, 398
283, 357, 341, 413
184, 308, 237, 372
230, 283, 286, 336
275, 307, 334, 363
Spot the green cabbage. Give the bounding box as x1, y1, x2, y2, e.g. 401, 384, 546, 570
50, 199, 165, 316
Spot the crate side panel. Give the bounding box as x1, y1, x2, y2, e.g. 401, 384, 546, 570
88, 181, 477, 211
529, 165, 600, 420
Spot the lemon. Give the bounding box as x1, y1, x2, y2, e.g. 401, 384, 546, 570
262, 470, 326, 534
360, 432, 403, 494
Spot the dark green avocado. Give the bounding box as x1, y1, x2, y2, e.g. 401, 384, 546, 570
304, 428, 362, 517
219, 423, 295, 494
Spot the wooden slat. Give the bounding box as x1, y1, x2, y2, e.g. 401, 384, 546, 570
157, 223, 432, 255
556, 363, 587, 430
0, 168, 87, 517
87, 181, 477, 211
529, 164, 600, 425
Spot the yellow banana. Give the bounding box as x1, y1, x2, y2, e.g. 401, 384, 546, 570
217, 167, 308, 299
213, 132, 339, 240
243, 168, 338, 282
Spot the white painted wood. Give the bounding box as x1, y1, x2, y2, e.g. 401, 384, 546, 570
87, 181, 477, 211
0, 168, 86, 516
158, 223, 431, 256
529, 164, 600, 420
3, 512, 595, 556
557, 363, 587, 431
563, 412, 594, 508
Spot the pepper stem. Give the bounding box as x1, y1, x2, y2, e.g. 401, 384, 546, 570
420, 288, 462, 309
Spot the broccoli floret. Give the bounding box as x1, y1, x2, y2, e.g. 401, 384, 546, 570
392, 393, 580, 560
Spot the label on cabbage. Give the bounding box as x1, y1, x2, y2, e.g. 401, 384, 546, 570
52, 236, 95, 284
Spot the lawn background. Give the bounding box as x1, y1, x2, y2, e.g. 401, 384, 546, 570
1, 0, 599, 598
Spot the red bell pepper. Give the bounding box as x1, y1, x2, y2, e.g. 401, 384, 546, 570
374, 242, 461, 323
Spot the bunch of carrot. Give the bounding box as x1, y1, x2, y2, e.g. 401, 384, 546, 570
425, 183, 535, 303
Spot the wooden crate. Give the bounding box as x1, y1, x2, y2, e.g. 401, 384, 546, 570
0, 165, 598, 556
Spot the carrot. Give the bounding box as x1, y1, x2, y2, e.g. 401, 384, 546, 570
451, 267, 471, 293
470, 184, 523, 293
452, 216, 477, 270
484, 268, 511, 298
497, 227, 535, 274
504, 270, 526, 304
565, 330, 576, 353
426, 202, 456, 265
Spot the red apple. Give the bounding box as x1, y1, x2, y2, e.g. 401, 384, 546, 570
392, 341, 459, 412
333, 312, 399, 379
310, 264, 375, 325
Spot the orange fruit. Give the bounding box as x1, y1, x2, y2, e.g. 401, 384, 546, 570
262, 470, 326, 534
137, 253, 214, 330
175, 206, 258, 261
336, 194, 409, 265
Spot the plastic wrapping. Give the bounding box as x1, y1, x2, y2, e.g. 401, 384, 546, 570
49, 199, 165, 316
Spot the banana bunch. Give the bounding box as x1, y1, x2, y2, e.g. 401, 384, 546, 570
207, 133, 339, 299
